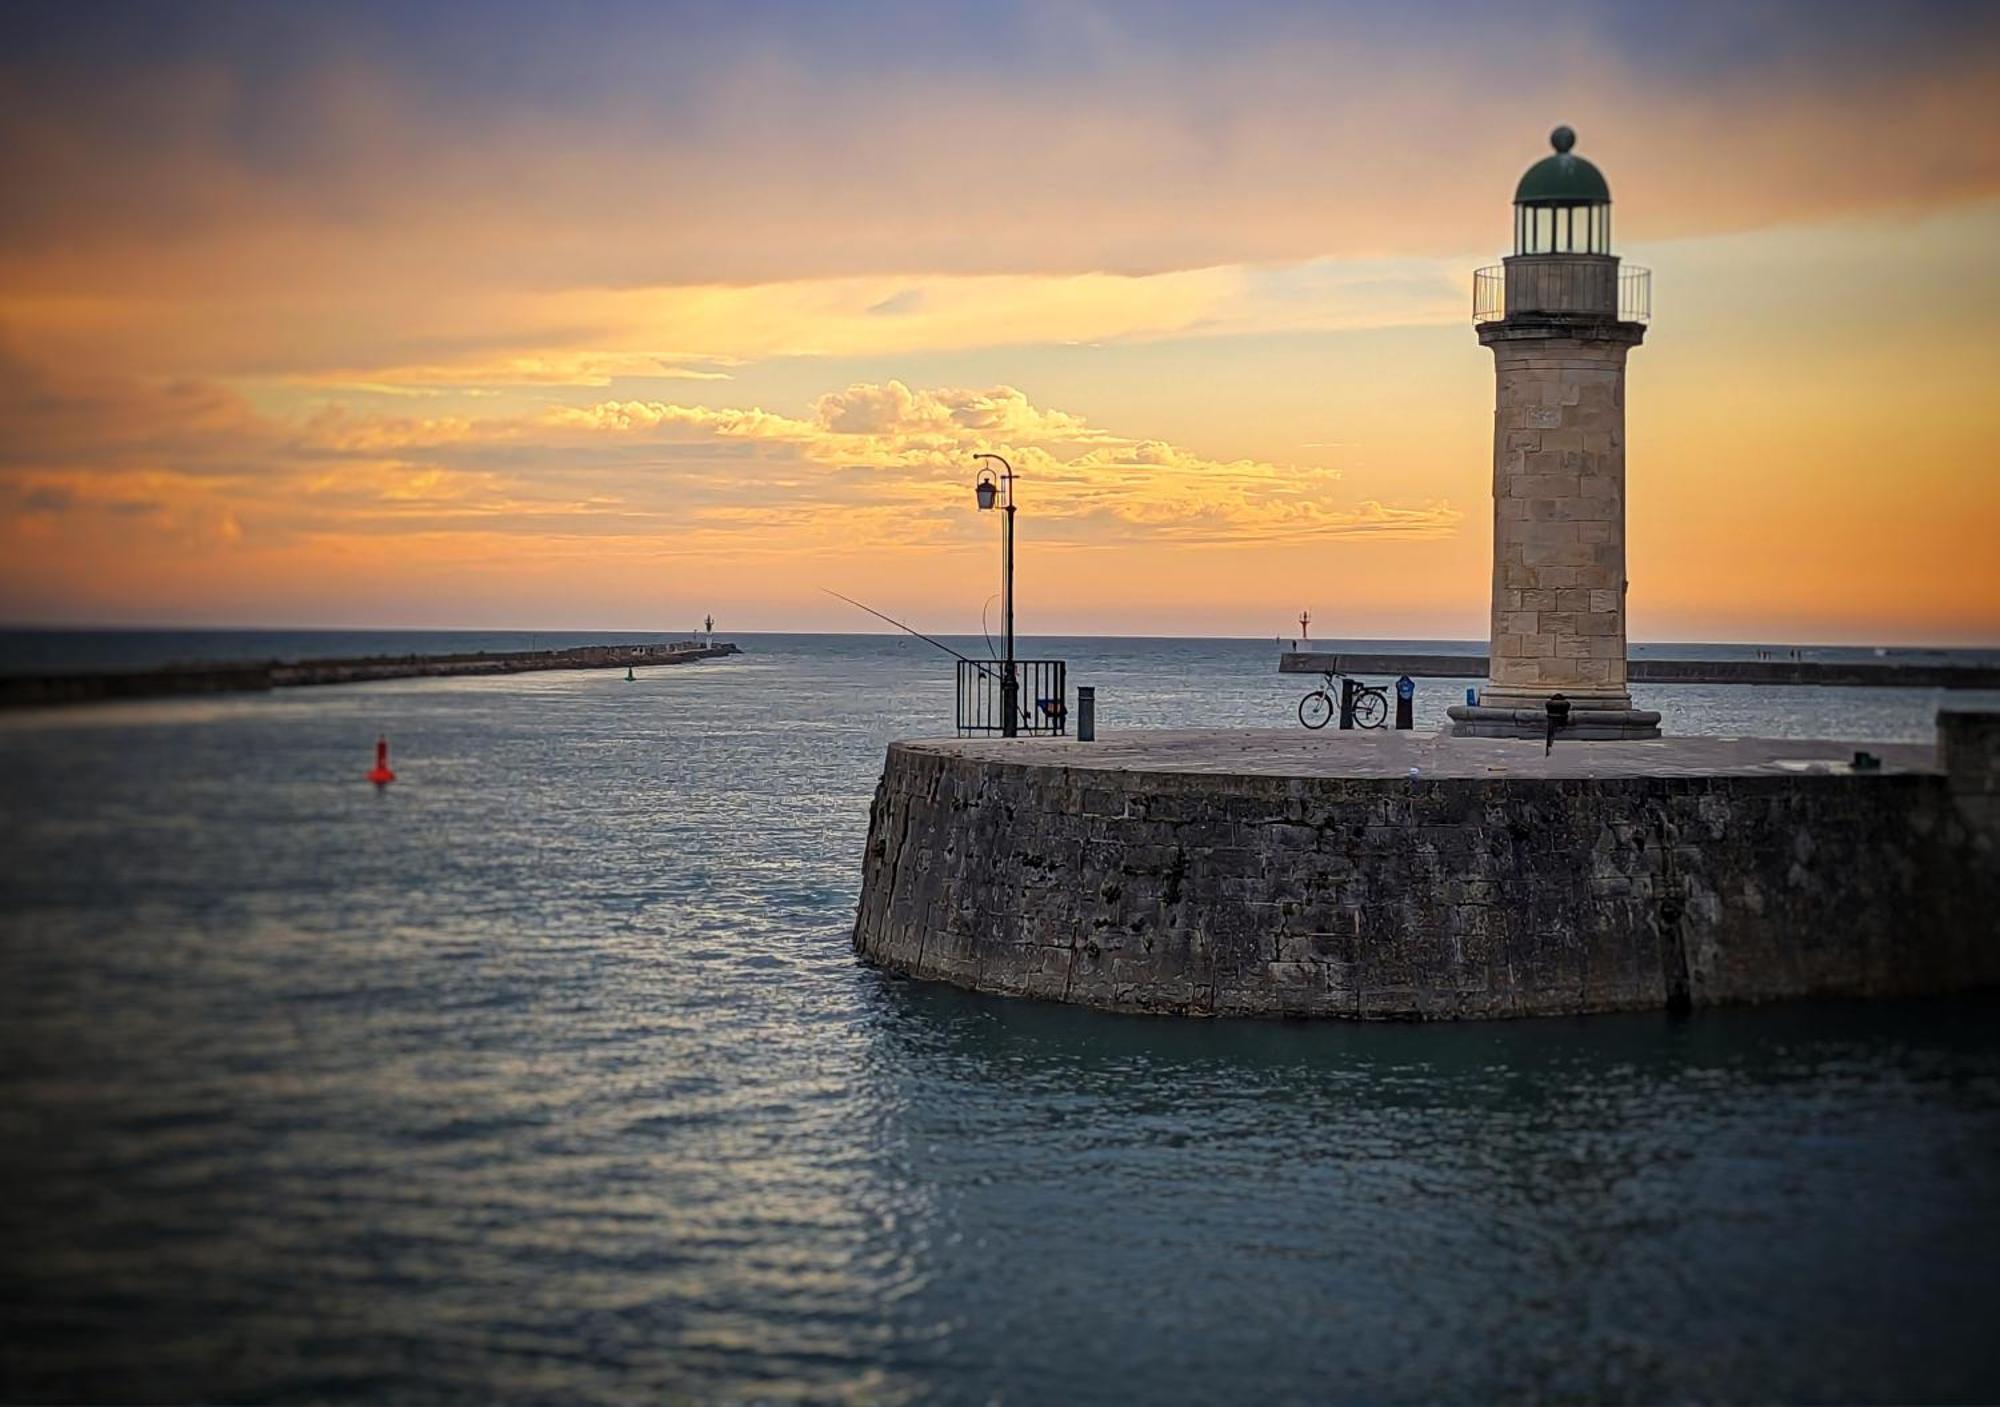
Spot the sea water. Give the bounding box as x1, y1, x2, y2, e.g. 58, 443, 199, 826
2, 632, 1997, 1402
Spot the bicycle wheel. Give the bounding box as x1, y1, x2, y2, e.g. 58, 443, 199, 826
1298, 690, 1334, 729
1353, 688, 1388, 729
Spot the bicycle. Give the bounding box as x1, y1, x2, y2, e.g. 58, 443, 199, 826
1298, 671, 1388, 730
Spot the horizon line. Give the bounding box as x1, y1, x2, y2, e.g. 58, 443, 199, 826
2, 622, 1995, 653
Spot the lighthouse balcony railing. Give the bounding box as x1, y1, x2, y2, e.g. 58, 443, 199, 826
1619, 265, 1651, 323
1473, 266, 1505, 323
1473, 262, 1650, 324
956, 658, 1067, 737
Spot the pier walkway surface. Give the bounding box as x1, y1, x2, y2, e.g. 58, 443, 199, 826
898, 728, 1936, 779
0, 641, 739, 709
1279, 650, 2000, 689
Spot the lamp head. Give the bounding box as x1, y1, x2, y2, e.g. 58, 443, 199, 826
975, 469, 998, 511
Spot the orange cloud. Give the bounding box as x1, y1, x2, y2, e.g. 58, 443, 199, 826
0, 356, 1460, 626
2, 14, 1995, 387
1, 8, 1995, 640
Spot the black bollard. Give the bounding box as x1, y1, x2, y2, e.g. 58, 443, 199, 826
1544, 693, 1571, 755
1338, 677, 1358, 729
1395, 675, 1414, 730
1077, 685, 1096, 742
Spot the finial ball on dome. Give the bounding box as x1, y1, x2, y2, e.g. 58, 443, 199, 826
1551, 125, 1576, 154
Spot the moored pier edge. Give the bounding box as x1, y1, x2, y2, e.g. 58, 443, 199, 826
853, 723, 2000, 1020
1279, 651, 2000, 690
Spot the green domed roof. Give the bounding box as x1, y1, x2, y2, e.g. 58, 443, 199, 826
1514, 126, 1610, 205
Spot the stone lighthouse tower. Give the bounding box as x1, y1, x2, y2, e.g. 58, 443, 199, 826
1448, 127, 1660, 740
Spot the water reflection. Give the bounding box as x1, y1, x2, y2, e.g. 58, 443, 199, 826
1, 636, 1996, 1403
864, 982, 2000, 1403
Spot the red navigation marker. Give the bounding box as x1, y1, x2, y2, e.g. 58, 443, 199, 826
368, 736, 397, 787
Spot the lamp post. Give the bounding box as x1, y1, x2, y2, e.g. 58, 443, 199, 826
973, 453, 1018, 737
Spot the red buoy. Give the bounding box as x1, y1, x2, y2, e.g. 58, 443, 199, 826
368, 735, 397, 786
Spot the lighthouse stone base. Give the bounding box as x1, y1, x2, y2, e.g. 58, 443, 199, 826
1447, 702, 1662, 740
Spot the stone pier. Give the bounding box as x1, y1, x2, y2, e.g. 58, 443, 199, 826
852, 721, 2000, 1019
850, 127, 2000, 1022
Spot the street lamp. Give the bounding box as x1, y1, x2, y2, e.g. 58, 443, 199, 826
972, 454, 1018, 737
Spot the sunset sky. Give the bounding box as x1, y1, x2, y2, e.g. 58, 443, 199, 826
2, 1, 1996, 642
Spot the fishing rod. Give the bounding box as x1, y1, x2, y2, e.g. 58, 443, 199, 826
820, 588, 999, 672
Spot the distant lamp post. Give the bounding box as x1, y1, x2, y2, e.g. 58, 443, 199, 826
972, 454, 1019, 737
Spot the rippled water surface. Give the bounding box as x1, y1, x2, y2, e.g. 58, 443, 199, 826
3, 634, 1998, 1403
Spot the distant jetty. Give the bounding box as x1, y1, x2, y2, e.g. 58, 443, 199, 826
0, 641, 740, 709
1279, 651, 2000, 690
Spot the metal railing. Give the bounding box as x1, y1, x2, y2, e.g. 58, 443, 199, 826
956, 659, 1067, 736
1473, 265, 1505, 323
1618, 265, 1651, 323
1472, 262, 1651, 324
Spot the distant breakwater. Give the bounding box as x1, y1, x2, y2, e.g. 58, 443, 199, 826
1279, 651, 2000, 690
0, 642, 740, 709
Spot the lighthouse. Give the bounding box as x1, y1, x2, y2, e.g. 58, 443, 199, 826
1448, 127, 1660, 740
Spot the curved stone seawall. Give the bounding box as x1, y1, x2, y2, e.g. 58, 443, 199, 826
852, 731, 2000, 1019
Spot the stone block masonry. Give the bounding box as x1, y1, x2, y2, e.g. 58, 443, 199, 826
853, 725, 2000, 1020
1479, 325, 1644, 710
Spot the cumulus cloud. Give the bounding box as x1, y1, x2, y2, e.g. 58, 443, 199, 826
806, 382, 1103, 443
538, 379, 1461, 546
